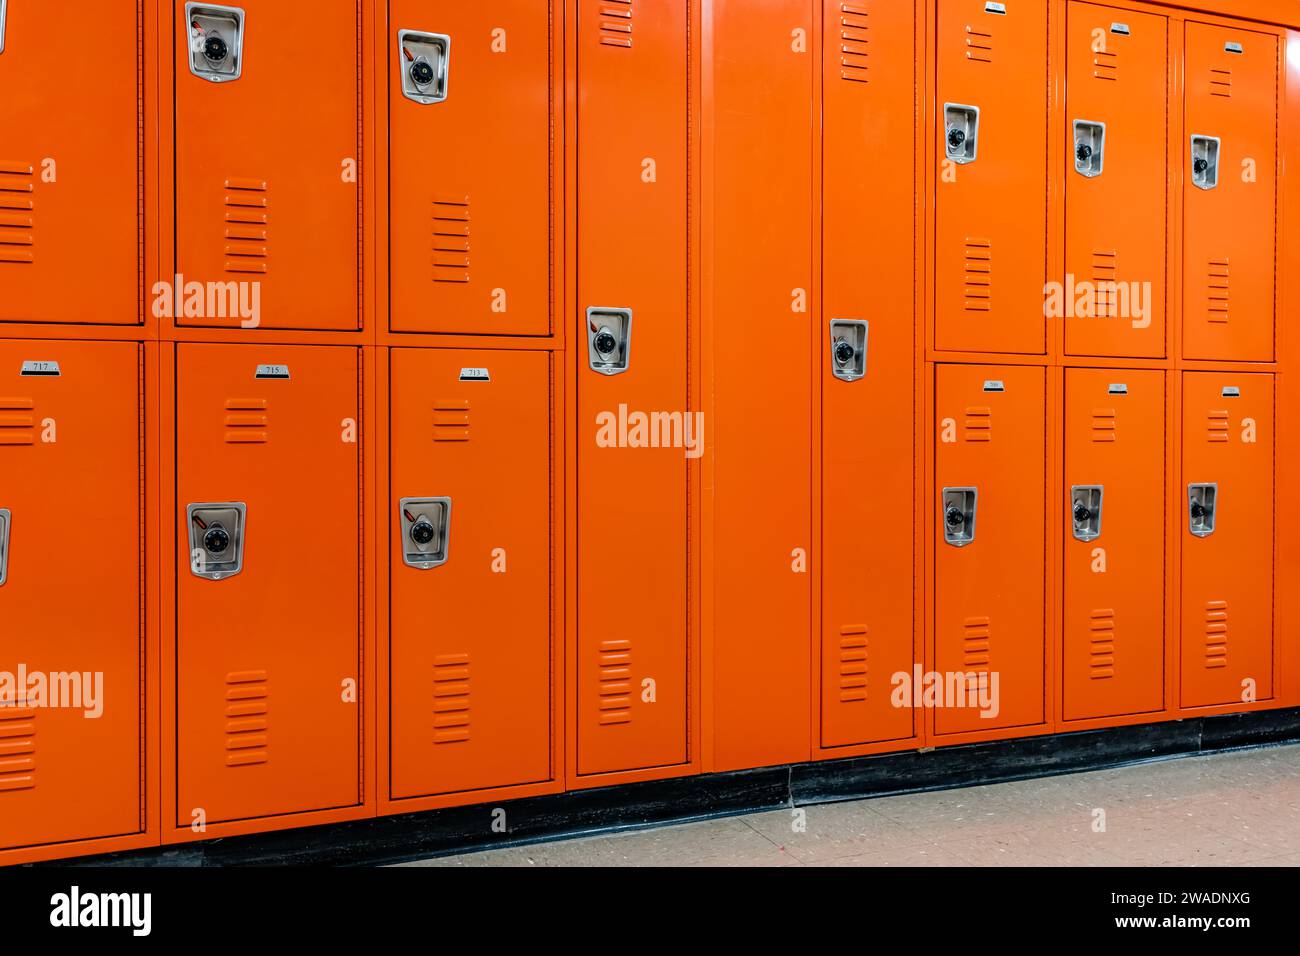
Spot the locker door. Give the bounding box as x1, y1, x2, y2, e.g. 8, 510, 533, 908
389, 1, 552, 335
1064, 7, 1167, 359
821, 0, 916, 749
0, 1, 140, 324
935, 0, 1048, 354
0, 343, 141, 850
1063, 369, 1164, 720
576, 0, 689, 775
1183, 25, 1277, 362
934, 365, 1044, 734
389, 349, 551, 798
176, 344, 360, 824
709, 0, 812, 771
1181, 372, 1273, 708
174, 1, 360, 331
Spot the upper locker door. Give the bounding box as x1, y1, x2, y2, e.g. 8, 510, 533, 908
1183, 24, 1277, 362
0, 1, 140, 324
389, 2, 552, 335
576, 0, 689, 775
935, 0, 1048, 354
1062, 370, 1164, 721
821, 0, 916, 750
1181, 373, 1273, 708
708, 0, 812, 771
0, 343, 141, 851
176, 344, 360, 824
934, 365, 1045, 734
1064, 7, 1167, 358
175, 2, 360, 331
389, 349, 551, 799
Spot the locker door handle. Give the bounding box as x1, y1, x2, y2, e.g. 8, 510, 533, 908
0, 508, 10, 587
400, 497, 451, 569
0, 0, 8, 55
1188, 483, 1218, 537
586, 307, 632, 376
1071, 485, 1103, 542
399, 29, 451, 104
186, 4, 245, 83
944, 104, 980, 165
942, 488, 977, 547
829, 320, 868, 383
1073, 121, 1106, 178
1190, 136, 1221, 190
187, 503, 247, 580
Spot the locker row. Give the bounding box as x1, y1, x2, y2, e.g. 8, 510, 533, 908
0, 0, 1284, 362
0, 340, 1277, 860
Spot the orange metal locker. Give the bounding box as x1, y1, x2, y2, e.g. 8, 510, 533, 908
934, 364, 1045, 734
935, 0, 1048, 354
389, 348, 551, 798
1063, 6, 1167, 359
1183, 23, 1277, 362
0, 1, 141, 325
1181, 372, 1273, 708
0, 342, 142, 850
1062, 369, 1164, 720
388, 1, 553, 335
820, 0, 916, 749
176, 344, 360, 824
708, 0, 812, 771
576, 0, 689, 775
174, 1, 360, 331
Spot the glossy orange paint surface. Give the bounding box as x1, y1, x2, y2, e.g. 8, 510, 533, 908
0, 342, 142, 851
820, 0, 916, 750
934, 364, 1045, 734
389, 348, 551, 798
1182, 23, 1277, 362
388, 1, 552, 336
173, 1, 360, 331
935, 0, 1048, 354
1181, 371, 1273, 707
576, 0, 689, 775
1062, 369, 1164, 720
1064, 4, 1168, 358
0, 1, 141, 325
175, 344, 360, 824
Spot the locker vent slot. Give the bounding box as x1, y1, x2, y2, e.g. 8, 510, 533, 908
224, 671, 269, 767
1092, 48, 1118, 82
1206, 409, 1230, 443
223, 179, 270, 275
1204, 601, 1228, 669
224, 398, 269, 444
1210, 68, 1232, 98
0, 396, 35, 445
598, 0, 633, 48
838, 5, 870, 83
964, 24, 993, 64
432, 197, 471, 284
1091, 408, 1117, 443
963, 239, 992, 311
0, 703, 37, 793
1089, 610, 1116, 680
0, 161, 34, 264
433, 653, 471, 745
598, 639, 633, 726
963, 406, 992, 442
1092, 251, 1118, 317
1207, 259, 1230, 323
838, 625, 869, 703
433, 400, 471, 442
962, 617, 991, 668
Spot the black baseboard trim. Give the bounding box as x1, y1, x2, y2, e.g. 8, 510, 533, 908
42, 706, 1300, 868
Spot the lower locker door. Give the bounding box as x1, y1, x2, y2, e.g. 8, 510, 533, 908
1181, 372, 1274, 707
934, 365, 1045, 734
0, 342, 142, 850
389, 349, 552, 798
176, 344, 360, 825
1063, 369, 1164, 720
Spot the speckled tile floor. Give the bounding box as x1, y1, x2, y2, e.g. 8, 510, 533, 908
395, 744, 1300, 867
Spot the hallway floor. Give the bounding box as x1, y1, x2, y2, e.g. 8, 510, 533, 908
397, 743, 1300, 867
